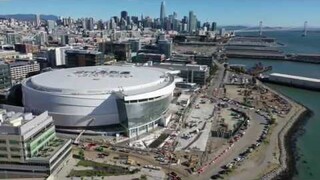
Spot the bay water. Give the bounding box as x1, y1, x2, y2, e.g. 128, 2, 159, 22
229, 31, 320, 180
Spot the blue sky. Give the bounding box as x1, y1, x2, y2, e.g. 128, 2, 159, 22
0, 0, 319, 27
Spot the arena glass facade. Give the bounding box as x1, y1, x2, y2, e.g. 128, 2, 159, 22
118, 94, 172, 138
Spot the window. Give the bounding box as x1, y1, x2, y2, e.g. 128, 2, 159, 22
10, 147, 20, 152
138, 99, 148, 103
0, 147, 7, 151
9, 140, 19, 145
11, 155, 21, 159
123, 95, 172, 129
0, 140, 6, 144
0, 154, 8, 158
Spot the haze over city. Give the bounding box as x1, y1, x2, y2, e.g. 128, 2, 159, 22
1, 0, 320, 26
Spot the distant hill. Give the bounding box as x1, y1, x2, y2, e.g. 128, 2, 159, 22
219, 25, 249, 31
0, 14, 58, 21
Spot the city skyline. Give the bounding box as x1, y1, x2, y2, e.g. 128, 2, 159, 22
0, 0, 320, 27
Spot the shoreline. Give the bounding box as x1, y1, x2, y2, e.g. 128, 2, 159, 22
261, 84, 312, 180
227, 56, 320, 64
274, 108, 312, 180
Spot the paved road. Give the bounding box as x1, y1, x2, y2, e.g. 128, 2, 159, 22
195, 109, 267, 180
229, 96, 305, 180
210, 60, 225, 90
104, 149, 190, 179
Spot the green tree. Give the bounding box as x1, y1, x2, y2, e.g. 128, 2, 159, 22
79, 149, 85, 160
140, 174, 147, 180
270, 117, 276, 125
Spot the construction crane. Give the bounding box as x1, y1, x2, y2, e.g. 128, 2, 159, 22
73, 118, 95, 145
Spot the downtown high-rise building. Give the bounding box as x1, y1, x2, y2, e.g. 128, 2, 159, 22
47, 20, 56, 32
83, 17, 94, 31
121, 11, 128, 21
211, 22, 217, 31
188, 11, 197, 33
113, 16, 120, 25
131, 16, 139, 24
35, 14, 41, 27
160, 1, 166, 28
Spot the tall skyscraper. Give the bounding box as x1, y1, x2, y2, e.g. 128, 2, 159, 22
109, 18, 116, 29
160, 1, 166, 27
220, 28, 226, 36
96, 20, 104, 30
88, 18, 94, 30
203, 22, 210, 31
131, 16, 139, 24
211, 22, 217, 31
121, 11, 128, 21
182, 16, 188, 24
83, 18, 94, 30
188, 11, 197, 33
47, 20, 56, 32
82, 18, 94, 30
113, 16, 120, 25
120, 18, 127, 30
35, 14, 41, 27
173, 12, 177, 19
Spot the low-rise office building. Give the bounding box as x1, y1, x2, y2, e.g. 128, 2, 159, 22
65, 49, 105, 67
194, 55, 214, 68
0, 51, 20, 60
128, 39, 141, 53
134, 53, 165, 63
9, 60, 40, 83
0, 61, 11, 90
158, 40, 172, 58
153, 63, 209, 85
14, 44, 40, 54
0, 104, 72, 178
98, 41, 131, 61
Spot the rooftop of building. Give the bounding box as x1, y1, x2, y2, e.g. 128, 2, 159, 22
24, 65, 175, 96
0, 60, 7, 65
154, 62, 209, 71
270, 73, 320, 83
0, 105, 53, 137
0, 105, 35, 128
137, 52, 165, 56
65, 49, 102, 55
102, 41, 131, 45
29, 138, 70, 161
177, 93, 192, 102
0, 105, 70, 162
8, 59, 38, 67
0, 50, 19, 54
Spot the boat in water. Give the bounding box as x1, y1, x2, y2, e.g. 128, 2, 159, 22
247, 62, 272, 76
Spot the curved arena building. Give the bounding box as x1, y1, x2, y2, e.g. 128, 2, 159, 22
22, 65, 175, 137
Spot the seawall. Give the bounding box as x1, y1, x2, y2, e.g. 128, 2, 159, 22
260, 83, 311, 180
259, 78, 320, 92
226, 52, 320, 64
273, 108, 312, 180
